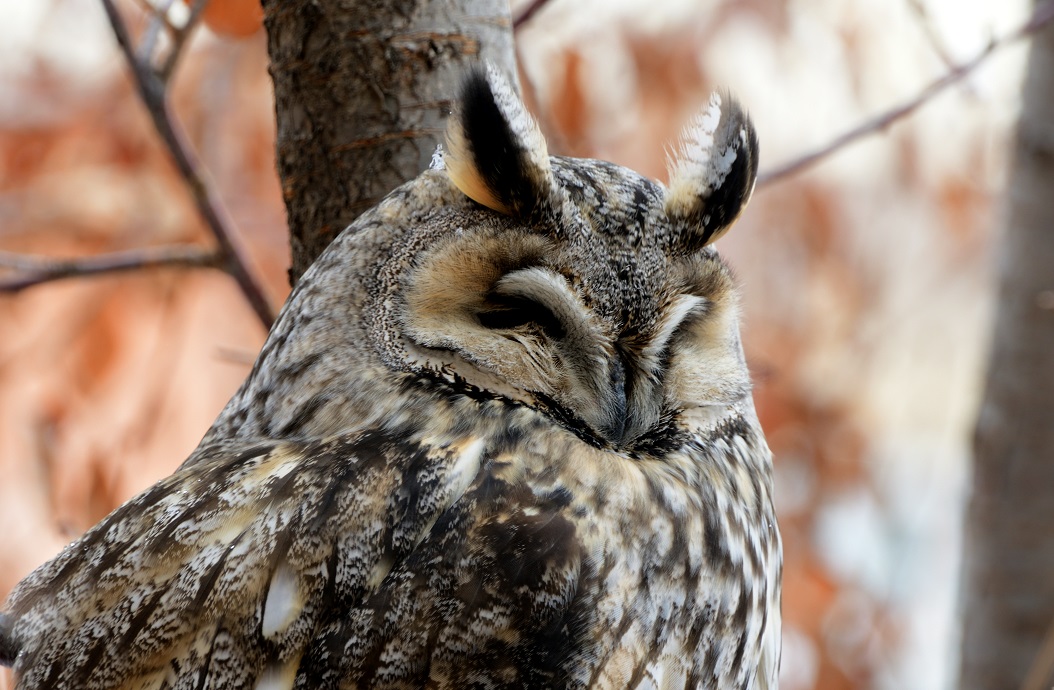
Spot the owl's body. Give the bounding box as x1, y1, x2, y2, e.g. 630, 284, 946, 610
0, 67, 781, 689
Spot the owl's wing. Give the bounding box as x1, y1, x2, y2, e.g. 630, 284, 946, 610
292, 471, 590, 689
2, 429, 494, 690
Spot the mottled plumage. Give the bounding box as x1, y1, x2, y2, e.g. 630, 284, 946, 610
1, 65, 781, 689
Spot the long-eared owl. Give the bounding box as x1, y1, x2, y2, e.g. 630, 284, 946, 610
0, 64, 781, 689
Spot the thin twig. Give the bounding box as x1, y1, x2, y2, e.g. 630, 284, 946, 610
905, 0, 961, 74
214, 346, 257, 366
1022, 616, 1054, 690
160, 0, 208, 81
0, 246, 220, 292
100, 0, 275, 328
138, 0, 177, 68
513, 0, 554, 30
759, 0, 1054, 187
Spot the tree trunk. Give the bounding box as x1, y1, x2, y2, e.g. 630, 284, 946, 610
959, 12, 1054, 690
262, 0, 516, 283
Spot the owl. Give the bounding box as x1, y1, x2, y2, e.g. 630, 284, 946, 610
0, 65, 780, 689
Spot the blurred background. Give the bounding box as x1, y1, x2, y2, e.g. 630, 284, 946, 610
0, 0, 1034, 687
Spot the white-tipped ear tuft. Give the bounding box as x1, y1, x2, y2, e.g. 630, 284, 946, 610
664, 91, 759, 250
444, 63, 553, 217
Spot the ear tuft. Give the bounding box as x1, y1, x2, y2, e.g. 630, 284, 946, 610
664, 92, 759, 249
444, 64, 553, 217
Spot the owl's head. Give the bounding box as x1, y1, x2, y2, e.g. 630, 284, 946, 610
356, 65, 760, 453
225, 65, 759, 455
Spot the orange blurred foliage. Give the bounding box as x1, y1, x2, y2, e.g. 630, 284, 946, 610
200, 0, 263, 39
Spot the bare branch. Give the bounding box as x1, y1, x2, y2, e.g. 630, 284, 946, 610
0, 246, 220, 292
214, 346, 257, 367
513, 0, 554, 30
159, 0, 208, 82
100, 0, 275, 328
1022, 616, 1054, 690
137, 0, 177, 69
905, 0, 962, 74
759, 0, 1054, 187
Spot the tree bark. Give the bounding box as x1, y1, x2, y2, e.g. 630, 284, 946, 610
262, 0, 516, 283
959, 12, 1054, 690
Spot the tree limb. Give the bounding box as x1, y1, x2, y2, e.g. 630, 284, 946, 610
0, 246, 221, 292
759, 0, 1054, 186
160, 0, 208, 80
513, 0, 554, 29
904, 0, 962, 75
100, 0, 275, 328
137, 0, 175, 66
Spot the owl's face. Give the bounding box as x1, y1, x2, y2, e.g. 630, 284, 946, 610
366, 67, 759, 454
206, 66, 759, 456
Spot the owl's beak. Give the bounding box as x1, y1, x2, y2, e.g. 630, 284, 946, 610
555, 334, 630, 448
586, 355, 627, 447
597, 372, 627, 446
